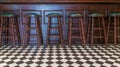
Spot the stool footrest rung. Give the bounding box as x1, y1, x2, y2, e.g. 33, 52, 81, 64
50, 27, 59, 30
93, 36, 105, 38
24, 34, 38, 38
72, 22, 79, 24
27, 27, 36, 30
116, 36, 120, 38
31, 23, 36, 25
71, 35, 81, 38
48, 35, 60, 38
29, 34, 37, 38
71, 28, 80, 30
117, 28, 120, 29
2, 28, 13, 30
93, 28, 103, 30
2, 36, 16, 38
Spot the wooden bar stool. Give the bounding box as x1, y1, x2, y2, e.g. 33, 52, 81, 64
22, 13, 43, 47
107, 11, 120, 46
87, 12, 107, 46
67, 12, 86, 47
46, 13, 63, 47
0, 13, 21, 47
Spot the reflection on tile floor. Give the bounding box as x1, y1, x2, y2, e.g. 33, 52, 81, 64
0, 44, 120, 67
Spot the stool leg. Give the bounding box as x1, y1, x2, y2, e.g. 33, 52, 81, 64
98, 18, 102, 43
68, 17, 70, 46
114, 17, 117, 47
14, 17, 21, 44
87, 17, 91, 44
102, 17, 107, 46
35, 17, 41, 47
46, 17, 51, 46
117, 17, 120, 43
107, 17, 111, 46
0, 17, 3, 46
58, 16, 63, 47
79, 18, 83, 45
5, 17, 9, 44
39, 18, 43, 44
91, 17, 94, 46
23, 17, 28, 46
11, 17, 16, 47
80, 18, 86, 47
27, 18, 31, 44
68, 17, 72, 46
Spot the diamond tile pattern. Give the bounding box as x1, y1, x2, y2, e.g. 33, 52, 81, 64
0, 45, 120, 67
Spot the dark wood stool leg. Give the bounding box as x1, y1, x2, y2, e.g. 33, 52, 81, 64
79, 18, 83, 45
117, 17, 120, 43
27, 18, 31, 44
22, 17, 29, 46
107, 17, 111, 46
46, 17, 51, 46
87, 17, 91, 44
114, 17, 117, 47
102, 17, 107, 46
68, 17, 72, 46
35, 17, 41, 47
14, 17, 21, 44
39, 17, 43, 45
91, 17, 94, 46
58, 16, 64, 47
0, 17, 3, 46
11, 17, 16, 47
98, 18, 102, 43
80, 18, 86, 47
4, 17, 9, 44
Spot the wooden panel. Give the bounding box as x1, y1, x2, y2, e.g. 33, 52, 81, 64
0, 0, 120, 4
0, 4, 120, 10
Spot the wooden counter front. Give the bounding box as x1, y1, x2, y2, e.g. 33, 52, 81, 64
0, 0, 120, 43
0, 0, 120, 4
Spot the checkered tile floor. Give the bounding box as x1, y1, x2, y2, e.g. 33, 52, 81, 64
0, 44, 120, 67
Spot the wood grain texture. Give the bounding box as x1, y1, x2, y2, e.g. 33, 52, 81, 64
0, 0, 120, 44
0, 0, 120, 4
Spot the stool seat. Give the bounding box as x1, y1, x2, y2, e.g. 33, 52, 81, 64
68, 12, 82, 17
46, 13, 62, 17
88, 12, 104, 17
25, 13, 39, 17
0, 13, 16, 17
109, 12, 120, 16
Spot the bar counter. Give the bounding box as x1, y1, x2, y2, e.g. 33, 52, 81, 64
0, 0, 120, 10
0, 0, 120, 4
0, 0, 120, 43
